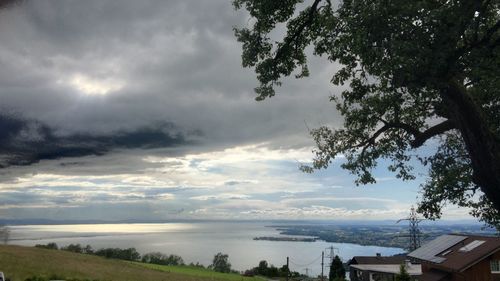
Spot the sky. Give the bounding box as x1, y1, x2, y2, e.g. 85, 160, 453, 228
0, 0, 472, 222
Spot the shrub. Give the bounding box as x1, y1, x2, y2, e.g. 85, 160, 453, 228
35, 243, 58, 250
61, 244, 83, 253
94, 247, 141, 261
142, 252, 184, 266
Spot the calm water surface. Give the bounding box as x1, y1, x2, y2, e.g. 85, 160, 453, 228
9, 222, 404, 276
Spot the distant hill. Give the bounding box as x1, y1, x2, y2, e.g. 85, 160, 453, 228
271, 223, 497, 249
0, 218, 487, 226
0, 245, 262, 281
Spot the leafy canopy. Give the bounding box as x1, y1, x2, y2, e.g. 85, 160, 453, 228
234, 0, 500, 228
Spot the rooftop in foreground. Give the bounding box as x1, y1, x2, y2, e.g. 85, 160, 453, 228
350, 263, 421, 275
409, 234, 500, 272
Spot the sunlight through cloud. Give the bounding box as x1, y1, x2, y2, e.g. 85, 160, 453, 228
68, 73, 124, 95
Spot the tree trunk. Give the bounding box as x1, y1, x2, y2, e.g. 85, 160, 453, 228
442, 79, 500, 212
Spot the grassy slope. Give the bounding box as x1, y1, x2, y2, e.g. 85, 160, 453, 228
0, 245, 261, 281
135, 263, 263, 281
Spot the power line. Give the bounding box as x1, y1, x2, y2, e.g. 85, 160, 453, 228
321, 251, 324, 281
325, 246, 339, 263
286, 257, 289, 281
397, 206, 425, 251
287, 247, 341, 279
289, 253, 323, 267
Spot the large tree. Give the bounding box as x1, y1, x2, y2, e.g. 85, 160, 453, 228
233, 0, 500, 228
211, 252, 232, 273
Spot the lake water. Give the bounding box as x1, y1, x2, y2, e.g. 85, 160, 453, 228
8, 221, 404, 277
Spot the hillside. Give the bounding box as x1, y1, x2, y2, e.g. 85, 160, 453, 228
0, 245, 262, 281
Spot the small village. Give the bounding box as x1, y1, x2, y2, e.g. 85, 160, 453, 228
284, 209, 500, 281
348, 233, 500, 281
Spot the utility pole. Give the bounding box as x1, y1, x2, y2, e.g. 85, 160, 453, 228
326, 246, 338, 263
326, 246, 339, 280
286, 256, 289, 281
321, 251, 324, 281
397, 206, 424, 251
305, 267, 309, 277
326, 246, 336, 269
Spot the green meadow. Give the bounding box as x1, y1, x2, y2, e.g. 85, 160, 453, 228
135, 263, 264, 281
0, 245, 263, 281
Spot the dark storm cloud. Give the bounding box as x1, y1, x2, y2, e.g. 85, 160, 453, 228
0, 0, 22, 10
0, 113, 188, 168
0, 0, 341, 180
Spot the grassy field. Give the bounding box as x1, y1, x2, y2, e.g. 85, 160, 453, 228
135, 263, 264, 281
0, 245, 263, 281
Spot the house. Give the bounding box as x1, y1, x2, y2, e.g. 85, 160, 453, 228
408, 234, 500, 281
349, 254, 422, 281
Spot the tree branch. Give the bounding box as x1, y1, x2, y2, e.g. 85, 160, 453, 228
384, 121, 421, 137
460, 19, 500, 55
411, 120, 456, 148
480, 19, 500, 45
274, 0, 323, 61
361, 119, 455, 150
354, 124, 391, 149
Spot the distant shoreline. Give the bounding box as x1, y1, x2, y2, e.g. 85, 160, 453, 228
253, 236, 318, 242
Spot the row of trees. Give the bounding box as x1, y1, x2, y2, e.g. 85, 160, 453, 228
141, 252, 184, 266
33, 243, 233, 270
33, 243, 349, 279
35, 243, 181, 265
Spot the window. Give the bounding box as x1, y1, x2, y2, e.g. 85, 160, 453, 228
459, 240, 485, 252
440, 249, 452, 256
491, 260, 500, 273
369, 273, 393, 281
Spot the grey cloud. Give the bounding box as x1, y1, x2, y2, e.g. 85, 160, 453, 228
2, 202, 163, 221
0, 0, 350, 221
281, 196, 398, 210
0, 113, 188, 168
0, 191, 41, 205
142, 187, 193, 196
0, 0, 339, 152
0, 0, 22, 10
224, 179, 257, 186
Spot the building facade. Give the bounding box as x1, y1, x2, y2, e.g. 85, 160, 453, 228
349, 255, 421, 281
